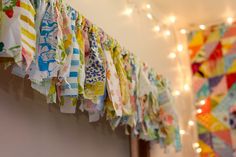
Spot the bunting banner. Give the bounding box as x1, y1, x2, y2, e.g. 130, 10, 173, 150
0, 0, 181, 150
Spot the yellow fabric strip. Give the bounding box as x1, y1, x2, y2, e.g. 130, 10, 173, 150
22, 39, 36, 53
21, 28, 36, 41
20, 2, 35, 16
20, 15, 35, 28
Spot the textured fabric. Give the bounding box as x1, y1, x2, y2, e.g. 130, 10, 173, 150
38, 2, 60, 78
60, 6, 80, 97
122, 52, 139, 127
104, 50, 122, 116
59, 6, 81, 113
112, 46, 130, 115
75, 14, 85, 95
20, 0, 36, 67
84, 25, 106, 99
188, 23, 236, 156
0, 0, 36, 68
56, 1, 73, 79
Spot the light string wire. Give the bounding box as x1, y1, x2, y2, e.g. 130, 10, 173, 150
122, 0, 207, 153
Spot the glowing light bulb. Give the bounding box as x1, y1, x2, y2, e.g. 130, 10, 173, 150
184, 84, 190, 91
180, 129, 186, 135
199, 24, 206, 30
169, 16, 176, 23
197, 109, 202, 114
227, 17, 234, 24
168, 52, 176, 59
164, 30, 171, 37
180, 28, 187, 34
192, 142, 200, 149
173, 90, 180, 96
196, 148, 202, 153
177, 44, 184, 52
188, 120, 195, 126
147, 13, 153, 20
123, 8, 133, 16
153, 25, 161, 32
200, 99, 206, 106
146, 4, 151, 9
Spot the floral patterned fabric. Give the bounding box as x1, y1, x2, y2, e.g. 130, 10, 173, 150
84, 25, 106, 99
112, 46, 130, 115
1, 0, 36, 69
104, 49, 122, 117
60, 6, 80, 97
37, 1, 60, 79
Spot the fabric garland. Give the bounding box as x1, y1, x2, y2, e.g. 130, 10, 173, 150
0, 0, 181, 150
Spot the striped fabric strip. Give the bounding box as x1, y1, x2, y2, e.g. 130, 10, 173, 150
20, 0, 36, 67
69, 72, 78, 77
20, 14, 35, 27
22, 39, 35, 54
21, 36, 36, 51
63, 83, 78, 89
73, 48, 79, 54
71, 59, 80, 66
20, 1, 35, 16
21, 28, 36, 41
60, 7, 81, 97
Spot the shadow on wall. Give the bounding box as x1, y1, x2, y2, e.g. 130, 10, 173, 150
0, 65, 122, 134
0, 65, 130, 157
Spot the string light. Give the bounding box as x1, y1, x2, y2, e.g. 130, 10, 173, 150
147, 13, 153, 20
197, 109, 202, 114
196, 148, 202, 154
180, 130, 186, 135
169, 15, 176, 23
227, 17, 234, 24
199, 99, 206, 106
164, 30, 171, 37
177, 44, 184, 52
180, 28, 187, 34
122, 7, 133, 16
120, 2, 234, 150
188, 120, 195, 126
183, 84, 190, 91
146, 4, 151, 9
192, 142, 200, 149
199, 24, 206, 30
153, 25, 161, 32
173, 90, 181, 96
180, 129, 186, 135
168, 52, 176, 59
120, 2, 236, 151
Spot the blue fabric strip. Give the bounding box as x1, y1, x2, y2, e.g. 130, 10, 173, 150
71, 60, 80, 66
69, 72, 78, 77
63, 83, 78, 89
73, 48, 79, 54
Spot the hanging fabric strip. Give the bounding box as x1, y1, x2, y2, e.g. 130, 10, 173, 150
1, 0, 36, 69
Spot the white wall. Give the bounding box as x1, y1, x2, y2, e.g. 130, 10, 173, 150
0, 69, 129, 157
